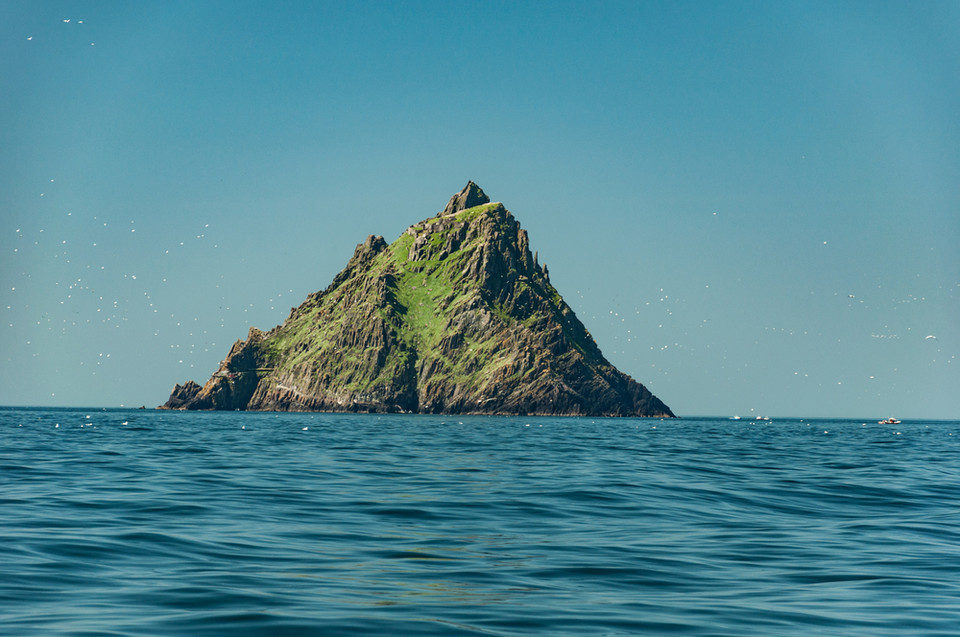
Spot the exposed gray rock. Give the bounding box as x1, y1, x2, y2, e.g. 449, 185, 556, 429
441, 181, 489, 215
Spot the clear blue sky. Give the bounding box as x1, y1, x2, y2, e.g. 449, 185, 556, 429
2, 1, 957, 418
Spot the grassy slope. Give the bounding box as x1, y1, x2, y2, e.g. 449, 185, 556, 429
254, 202, 604, 404
384, 204, 506, 390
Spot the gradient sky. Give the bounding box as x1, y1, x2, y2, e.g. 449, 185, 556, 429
2, 1, 958, 418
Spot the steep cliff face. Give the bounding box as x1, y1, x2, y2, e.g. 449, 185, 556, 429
160, 182, 675, 417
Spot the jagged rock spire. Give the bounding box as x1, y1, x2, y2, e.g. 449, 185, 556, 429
442, 181, 490, 215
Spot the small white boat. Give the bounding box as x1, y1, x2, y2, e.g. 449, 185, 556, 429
878, 417, 901, 425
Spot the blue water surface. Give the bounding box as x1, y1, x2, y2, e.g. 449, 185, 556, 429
2, 408, 959, 636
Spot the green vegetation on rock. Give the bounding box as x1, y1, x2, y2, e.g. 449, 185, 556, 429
160, 182, 675, 417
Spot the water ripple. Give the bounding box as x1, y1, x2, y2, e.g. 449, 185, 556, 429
2, 409, 959, 635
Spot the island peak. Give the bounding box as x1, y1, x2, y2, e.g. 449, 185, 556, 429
441, 180, 490, 216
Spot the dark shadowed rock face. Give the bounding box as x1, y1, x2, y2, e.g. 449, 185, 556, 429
163, 380, 203, 409
160, 183, 675, 417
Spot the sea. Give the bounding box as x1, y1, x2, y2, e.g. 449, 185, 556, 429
2, 408, 959, 636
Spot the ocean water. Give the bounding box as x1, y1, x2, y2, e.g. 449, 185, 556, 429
2, 408, 959, 636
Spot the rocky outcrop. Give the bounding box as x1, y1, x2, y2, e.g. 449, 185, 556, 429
441, 180, 489, 216
160, 183, 675, 417
163, 380, 202, 409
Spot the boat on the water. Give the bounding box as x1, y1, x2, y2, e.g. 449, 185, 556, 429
878, 417, 901, 425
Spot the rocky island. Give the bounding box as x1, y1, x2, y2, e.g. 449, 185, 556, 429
161, 182, 675, 417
